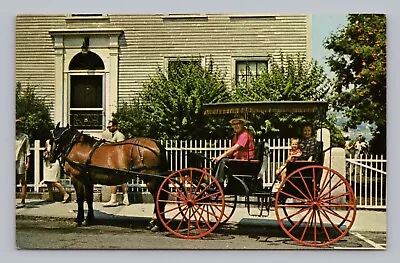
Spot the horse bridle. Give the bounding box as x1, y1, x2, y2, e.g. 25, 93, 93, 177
51, 127, 81, 165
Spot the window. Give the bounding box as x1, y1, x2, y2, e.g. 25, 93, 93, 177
236, 60, 268, 85
70, 75, 103, 130
69, 51, 105, 70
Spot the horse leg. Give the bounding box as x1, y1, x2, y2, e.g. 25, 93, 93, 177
147, 180, 167, 232
72, 178, 85, 226
84, 182, 95, 226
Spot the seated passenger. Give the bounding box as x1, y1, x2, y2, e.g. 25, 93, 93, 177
275, 137, 302, 184
212, 116, 255, 187
299, 123, 320, 162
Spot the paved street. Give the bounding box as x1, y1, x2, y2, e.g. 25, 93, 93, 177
16, 215, 385, 250
15, 199, 386, 250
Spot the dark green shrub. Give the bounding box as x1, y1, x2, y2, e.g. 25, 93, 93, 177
16, 82, 53, 141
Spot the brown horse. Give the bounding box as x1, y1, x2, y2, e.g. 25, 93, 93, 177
48, 123, 169, 227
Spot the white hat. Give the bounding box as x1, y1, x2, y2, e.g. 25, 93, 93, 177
229, 116, 249, 125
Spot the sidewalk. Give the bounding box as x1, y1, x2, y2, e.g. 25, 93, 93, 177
15, 199, 386, 232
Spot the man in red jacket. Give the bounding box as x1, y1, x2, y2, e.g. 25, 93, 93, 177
212, 116, 255, 186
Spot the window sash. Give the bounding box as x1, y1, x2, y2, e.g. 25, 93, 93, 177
236, 60, 268, 85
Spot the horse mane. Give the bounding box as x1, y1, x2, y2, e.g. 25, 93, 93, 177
78, 132, 101, 146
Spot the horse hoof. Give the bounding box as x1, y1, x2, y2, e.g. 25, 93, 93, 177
150, 225, 160, 232
146, 219, 156, 230
75, 221, 83, 227
150, 224, 165, 232
82, 218, 94, 226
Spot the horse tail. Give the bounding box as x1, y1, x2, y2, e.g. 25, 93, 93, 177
154, 140, 168, 173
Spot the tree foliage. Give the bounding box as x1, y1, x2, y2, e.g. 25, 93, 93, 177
234, 53, 330, 102
16, 82, 53, 141
233, 53, 342, 144
324, 14, 386, 154
114, 58, 232, 140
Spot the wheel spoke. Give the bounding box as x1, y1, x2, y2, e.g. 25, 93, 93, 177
284, 173, 312, 201
278, 190, 310, 203
159, 202, 186, 216
287, 206, 313, 232
192, 170, 209, 194
299, 209, 315, 243
192, 208, 206, 236
319, 180, 346, 200
320, 206, 353, 225
175, 208, 189, 232
193, 205, 213, 229
160, 185, 185, 201
312, 167, 317, 200
177, 170, 191, 198
281, 205, 310, 222
316, 209, 332, 243
204, 203, 222, 220
298, 170, 313, 199
195, 191, 221, 202
189, 169, 194, 197
319, 208, 346, 234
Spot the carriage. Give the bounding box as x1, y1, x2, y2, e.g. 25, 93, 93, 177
49, 100, 356, 248
153, 101, 357, 247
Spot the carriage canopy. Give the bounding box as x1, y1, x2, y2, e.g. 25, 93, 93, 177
203, 101, 329, 115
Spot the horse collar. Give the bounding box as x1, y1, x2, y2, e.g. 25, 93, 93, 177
59, 132, 80, 166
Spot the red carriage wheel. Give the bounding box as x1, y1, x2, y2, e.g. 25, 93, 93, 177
205, 194, 237, 226
274, 165, 357, 247
156, 168, 225, 239
218, 194, 237, 225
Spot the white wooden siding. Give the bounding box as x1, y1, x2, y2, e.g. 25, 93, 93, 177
15, 14, 310, 115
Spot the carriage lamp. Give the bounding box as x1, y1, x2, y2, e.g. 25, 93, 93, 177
81, 37, 90, 54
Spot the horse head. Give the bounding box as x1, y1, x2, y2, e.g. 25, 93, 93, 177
49, 123, 78, 163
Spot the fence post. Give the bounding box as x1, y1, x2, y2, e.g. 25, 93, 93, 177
34, 140, 41, 192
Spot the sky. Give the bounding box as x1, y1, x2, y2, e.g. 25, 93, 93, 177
311, 14, 348, 76
311, 14, 376, 141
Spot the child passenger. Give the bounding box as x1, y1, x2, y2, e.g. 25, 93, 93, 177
275, 137, 302, 184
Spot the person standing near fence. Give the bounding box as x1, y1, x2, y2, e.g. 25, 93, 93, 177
15, 118, 30, 208
43, 139, 70, 203
354, 135, 368, 158
102, 119, 130, 207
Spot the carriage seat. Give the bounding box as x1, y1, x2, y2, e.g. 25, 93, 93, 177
225, 141, 270, 178
223, 142, 269, 194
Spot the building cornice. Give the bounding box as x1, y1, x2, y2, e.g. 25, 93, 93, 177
49, 28, 124, 36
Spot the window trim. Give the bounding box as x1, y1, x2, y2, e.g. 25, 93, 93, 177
68, 73, 105, 131
232, 56, 270, 86
49, 28, 122, 136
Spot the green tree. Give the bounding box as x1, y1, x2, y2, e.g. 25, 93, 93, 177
16, 82, 53, 141
112, 99, 152, 139
233, 53, 343, 145
115, 58, 231, 140
324, 14, 386, 155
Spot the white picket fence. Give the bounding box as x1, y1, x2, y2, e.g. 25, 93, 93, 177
19, 139, 386, 209
346, 155, 386, 209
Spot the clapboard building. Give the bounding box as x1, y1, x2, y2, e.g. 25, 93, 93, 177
15, 14, 311, 137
